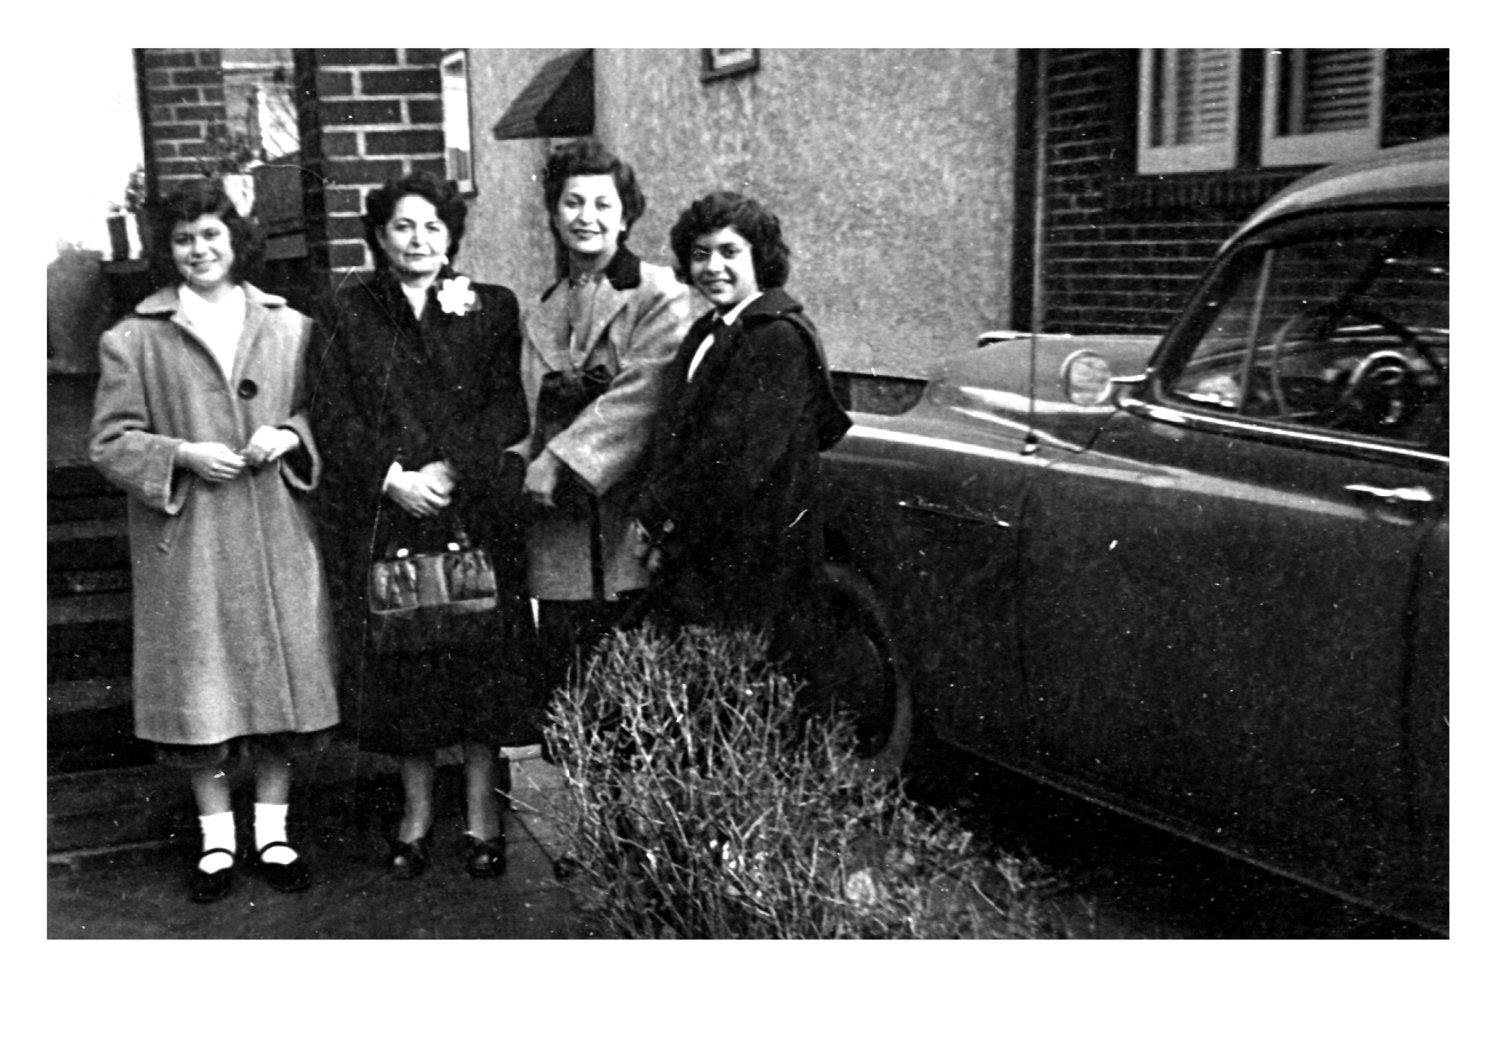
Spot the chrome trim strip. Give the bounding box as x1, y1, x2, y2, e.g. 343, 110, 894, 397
845, 423, 1022, 463
1119, 395, 1449, 467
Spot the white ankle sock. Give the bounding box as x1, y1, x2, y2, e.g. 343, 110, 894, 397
254, 802, 296, 864
198, 811, 236, 873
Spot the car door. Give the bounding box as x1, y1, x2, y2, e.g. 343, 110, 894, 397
1016, 210, 1448, 922
829, 403, 1032, 752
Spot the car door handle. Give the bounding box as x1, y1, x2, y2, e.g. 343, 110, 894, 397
1344, 483, 1436, 506
897, 497, 1012, 530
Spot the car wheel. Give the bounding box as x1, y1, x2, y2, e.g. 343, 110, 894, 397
818, 563, 913, 778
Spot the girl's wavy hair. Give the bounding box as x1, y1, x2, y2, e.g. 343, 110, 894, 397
362, 171, 469, 265
147, 178, 263, 288
541, 138, 646, 245
669, 191, 792, 290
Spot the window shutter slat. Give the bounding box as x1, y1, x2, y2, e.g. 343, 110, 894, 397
1172, 48, 1234, 146
1300, 49, 1373, 132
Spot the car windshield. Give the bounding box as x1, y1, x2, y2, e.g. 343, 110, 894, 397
1167, 216, 1448, 447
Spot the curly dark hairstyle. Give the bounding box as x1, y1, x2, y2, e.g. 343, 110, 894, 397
541, 138, 646, 245
147, 178, 263, 288
362, 171, 468, 266
669, 192, 792, 290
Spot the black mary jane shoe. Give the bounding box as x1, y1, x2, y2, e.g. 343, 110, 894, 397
254, 841, 313, 893
189, 848, 237, 905
388, 833, 432, 880
463, 831, 507, 879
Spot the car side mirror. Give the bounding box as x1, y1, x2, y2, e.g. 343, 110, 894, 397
1060, 351, 1114, 406
1061, 350, 1146, 408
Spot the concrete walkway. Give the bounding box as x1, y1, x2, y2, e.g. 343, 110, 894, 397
47, 750, 595, 939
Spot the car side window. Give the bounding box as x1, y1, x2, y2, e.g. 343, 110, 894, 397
1166, 221, 1448, 447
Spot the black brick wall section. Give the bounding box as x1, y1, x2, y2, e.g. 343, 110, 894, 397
322, 99, 404, 125
360, 69, 441, 95
143, 51, 198, 69
364, 129, 445, 155
315, 71, 355, 97
406, 99, 443, 124
315, 49, 399, 66
325, 157, 406, 185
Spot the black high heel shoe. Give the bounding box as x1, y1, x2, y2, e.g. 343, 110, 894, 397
463, 830, 506, 879
387, 833, 432, 880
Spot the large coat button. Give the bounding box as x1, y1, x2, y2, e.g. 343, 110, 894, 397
237, 379, 258, 399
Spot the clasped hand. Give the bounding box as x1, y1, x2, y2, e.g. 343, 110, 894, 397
179, 428, 301, 482
239, 426, 301, 468
523, 448, 564, 509
387, 461, 455, 519
177, 441, 246, 483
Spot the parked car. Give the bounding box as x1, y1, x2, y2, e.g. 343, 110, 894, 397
820, 136, 1448, 932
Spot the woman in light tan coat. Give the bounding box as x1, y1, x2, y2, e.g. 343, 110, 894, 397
514, 138, 691, 712
90, 180, 337, 904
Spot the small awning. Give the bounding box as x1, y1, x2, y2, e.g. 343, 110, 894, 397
493, 49, 594, 141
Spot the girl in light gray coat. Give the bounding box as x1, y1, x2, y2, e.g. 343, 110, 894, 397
514, 139, 692, 712
90, 180, 338, 905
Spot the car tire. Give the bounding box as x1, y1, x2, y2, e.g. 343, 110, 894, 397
818, 563, 913, 778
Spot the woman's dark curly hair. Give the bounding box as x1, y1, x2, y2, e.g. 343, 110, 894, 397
362, 171, 468, 266
147, 178, 262, 288
669, 192, 792, 290
541, 138, 646, 245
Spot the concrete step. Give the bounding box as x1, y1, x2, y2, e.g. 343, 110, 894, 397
48, 703, 152, 774
48, 465, 113, 498
48, 494, 128, 523
49, 567, 131, 599
48, 591, 132, 628
48, 517, 128, 544
48, 677, 132, 716
47, 762, 187, 854
49, 617, 132, 681
49, 532, 129, 569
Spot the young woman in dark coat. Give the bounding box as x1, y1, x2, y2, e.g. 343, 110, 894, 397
629, 192, 851, 693
308, 173, 531, 880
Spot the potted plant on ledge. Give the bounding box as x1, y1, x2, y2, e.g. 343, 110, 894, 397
196, 128, 261, 217
106, 164, 147, 262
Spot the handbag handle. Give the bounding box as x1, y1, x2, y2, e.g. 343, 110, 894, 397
378, 515, 476, 560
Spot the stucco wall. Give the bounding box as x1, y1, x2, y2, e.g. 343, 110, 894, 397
462, 48, 1020, 379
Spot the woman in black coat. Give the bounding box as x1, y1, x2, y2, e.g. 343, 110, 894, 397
308, 173, 531, 880
630, 192, 850, 693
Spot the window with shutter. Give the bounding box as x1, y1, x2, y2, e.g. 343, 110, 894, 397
1262, 49, 1383, 167
442, 50, 475, 194
1137, 48, 1241, 174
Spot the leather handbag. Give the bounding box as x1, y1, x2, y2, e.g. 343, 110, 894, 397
366, 528, 500, 654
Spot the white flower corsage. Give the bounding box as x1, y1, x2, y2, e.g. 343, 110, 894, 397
436, 275, 479, 316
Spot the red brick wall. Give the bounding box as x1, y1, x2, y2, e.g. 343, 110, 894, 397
138, 49, 229, 196
1029, 48, 1449, 336
293, 48, 445, 286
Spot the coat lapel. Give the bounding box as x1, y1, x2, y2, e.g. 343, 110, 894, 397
577, 280, 631, 368
524, 286, 574, 373
231, 285, 277, 383
136, 286, 225, 390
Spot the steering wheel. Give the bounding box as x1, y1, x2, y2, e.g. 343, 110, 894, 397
1326, 350, 1421, 431
1268, 302, 1438, 429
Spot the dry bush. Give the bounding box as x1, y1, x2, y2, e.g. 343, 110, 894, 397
544, 625, 1066, 939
